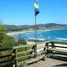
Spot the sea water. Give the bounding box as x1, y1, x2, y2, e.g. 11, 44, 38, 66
12, 29, 67, 42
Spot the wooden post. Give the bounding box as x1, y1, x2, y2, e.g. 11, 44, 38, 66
51, 42, 55, 48
12, 49, 16, 67
14, 49, 18, 67
34, 45, 37, 57
45, 43, 49, 49
50, 42, 55, 57
32, 45, 35, 57
45, 43, 49, 58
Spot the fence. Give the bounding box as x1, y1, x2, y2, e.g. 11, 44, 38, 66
0, 44, 35, 67
1, 41, 67, 67
46, 41, 67, 57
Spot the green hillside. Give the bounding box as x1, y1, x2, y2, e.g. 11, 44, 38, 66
4, 23, 67, 32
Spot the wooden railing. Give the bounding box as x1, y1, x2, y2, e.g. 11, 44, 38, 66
45, 41, 67, 57
0, 44, 35, 67
1, 41, 67, 67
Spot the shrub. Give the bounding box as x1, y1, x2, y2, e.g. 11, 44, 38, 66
0, 24, 16, 48
17, 38, 27, 45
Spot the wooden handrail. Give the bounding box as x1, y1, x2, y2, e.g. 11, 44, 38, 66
12, 44, 35, 49
17, 49, 33, 55
0, 48, 12, 51
0, 59, 14, 64
0, 54, 15, 58
0, 44, 35, 51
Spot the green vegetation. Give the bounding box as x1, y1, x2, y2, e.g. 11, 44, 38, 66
0, 24, 5, 44
2, 35, 16, 47
0, 24, 16, 48
17, 38, 27, 45
0, 24, 5, 47
0, 24, 27, 48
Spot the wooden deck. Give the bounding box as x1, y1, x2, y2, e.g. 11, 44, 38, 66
27, 58, 67, 67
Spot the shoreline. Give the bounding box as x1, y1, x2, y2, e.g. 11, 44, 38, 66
6, 29, 52, 36
6, 28, 65, 36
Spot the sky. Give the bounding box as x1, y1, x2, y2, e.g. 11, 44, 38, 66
0, 0, 67, 25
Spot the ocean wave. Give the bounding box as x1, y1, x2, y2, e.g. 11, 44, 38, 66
44, 30, 51, 32
40, 35, 43, 36
28, 37, 45, 41
56, 38, 67, 40
28, 37, 35, 40
37, 38, 45, 41
12, 29, 67, 42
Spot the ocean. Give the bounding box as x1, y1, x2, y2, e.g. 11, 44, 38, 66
12, 29, 67, 42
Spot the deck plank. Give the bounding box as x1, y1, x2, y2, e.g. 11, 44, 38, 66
27, 58, 67, 67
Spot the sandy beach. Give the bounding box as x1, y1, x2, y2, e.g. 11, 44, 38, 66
6, 30, 34, 36
6, 31, 24, 35
6, 29, 52, 36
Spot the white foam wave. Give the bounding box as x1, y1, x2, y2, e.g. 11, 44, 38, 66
37, 38, 45, 41
47, 36, 51, 38
40, 35, 43, 36
56, 38, 67, 40
45, 30, 51, 31
29, 37, 45, 41
29, 37, 35, 40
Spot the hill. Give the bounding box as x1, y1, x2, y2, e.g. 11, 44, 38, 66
4, 23, 67, 32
